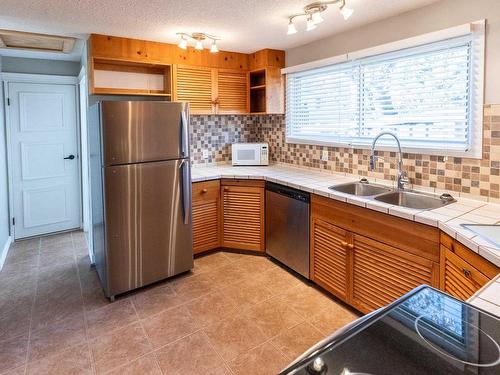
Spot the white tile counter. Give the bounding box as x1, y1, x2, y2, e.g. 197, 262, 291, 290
192, 163, 500, 268
468, 275, 500, 317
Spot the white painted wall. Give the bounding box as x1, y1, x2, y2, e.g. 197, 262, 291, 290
286, 0, 500, 104
0, 57, 12, 268
2, 57, 80, 76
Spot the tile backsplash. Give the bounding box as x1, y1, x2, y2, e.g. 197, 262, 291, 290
190, 105, 500, 201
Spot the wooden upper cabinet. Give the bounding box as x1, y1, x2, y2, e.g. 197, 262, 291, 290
216, 69, 249, 114
350, 234, 439, 313
311, 219, 351, 301
221, 179, 265, 251
192, 180, 221, 254
440, 233, 499, 300
173, 65, 215, 115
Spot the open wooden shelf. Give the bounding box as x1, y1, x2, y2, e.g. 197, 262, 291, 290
90, 57, 172, 96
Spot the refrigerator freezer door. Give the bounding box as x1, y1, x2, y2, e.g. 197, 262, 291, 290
103, 159, 193, 297
101, 101, 189, 166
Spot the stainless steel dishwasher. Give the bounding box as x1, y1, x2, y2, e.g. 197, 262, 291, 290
266, 182, 310, 279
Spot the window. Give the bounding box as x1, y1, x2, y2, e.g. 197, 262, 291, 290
286, 28, 485, 157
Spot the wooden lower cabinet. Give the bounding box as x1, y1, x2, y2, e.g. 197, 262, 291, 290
221, 179, 265, 251
311, 218, 351, 301
440, 233, 499, 300
310, 194, 440, 314
350, 234, 439, 313
192, 180, 221, 254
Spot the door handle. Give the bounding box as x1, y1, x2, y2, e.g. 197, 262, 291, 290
179, 159, 191, 225
64, 154, 75, 160
180, 110, 189, 158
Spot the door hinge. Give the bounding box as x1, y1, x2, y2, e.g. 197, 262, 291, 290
12, 217, 15, 226
7, 98, 10, 106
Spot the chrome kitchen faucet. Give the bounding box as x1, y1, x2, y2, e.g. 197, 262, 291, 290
370, 132, 409, 190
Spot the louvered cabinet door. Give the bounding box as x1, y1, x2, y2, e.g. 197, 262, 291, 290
216, 70, 248, 114
173, 65, 215, 114
440, 246, 490, 300
222, 185, 265, 251
350, 234, 439, 313
311, 219, 350, 302
192, 181, 221, 254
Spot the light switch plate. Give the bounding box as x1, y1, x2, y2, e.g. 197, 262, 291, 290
202, 150, 209, 159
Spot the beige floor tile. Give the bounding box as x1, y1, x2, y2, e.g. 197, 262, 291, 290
71, 232, 88, 250
9, 238, 40, 253
26, 344, 92, 375
270, 322, 324, 360
86, 299, 138, 339
29, 314, 87, 362
40, 233, 72, 248
235, 255, 278, 275
220, 251, 248, 263
245, 296, 303, 339
281, 283, 336, 319
221, 277, 274, 310
0, 334, 29, 374
203, 315, 268, 361
228, 342, 289, 375
4, 248, 39, 267
206, 263, 250, 287
169, 272, 214, 301
90, 322, 152, 375
31, 295, 84, 332
38, 246, 75, 268
1, 365, 26, 375
194, 252, 232, 273
186, 290, 239, 327
155, 331, 222, 375
0, 301, 32, 341
132, 284, 186, 319
81, 284, 110, 313
206, 366, 233, 375
253, 266, 302, 295
309, 304, 360, 335
142, 305, 200, 349
105, 353, 162, 375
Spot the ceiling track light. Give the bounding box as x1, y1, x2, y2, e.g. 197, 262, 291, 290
287, 0, 354, 35
176, 32, 220, 53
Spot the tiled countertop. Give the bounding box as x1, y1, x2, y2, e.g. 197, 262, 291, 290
192, 163, 500, 268
468, 275, 500, 317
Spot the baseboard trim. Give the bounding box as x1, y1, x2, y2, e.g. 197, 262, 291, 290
0, 236, 12, 271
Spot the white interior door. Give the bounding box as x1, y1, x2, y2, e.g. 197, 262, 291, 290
8, 82, 81, 239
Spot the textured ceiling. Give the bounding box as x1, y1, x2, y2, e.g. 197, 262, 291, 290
0, 0, 439, 60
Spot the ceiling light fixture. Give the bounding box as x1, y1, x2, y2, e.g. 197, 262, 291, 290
287, 20, 298, 35
286, 0, 354, 35
176, 32, 220, 53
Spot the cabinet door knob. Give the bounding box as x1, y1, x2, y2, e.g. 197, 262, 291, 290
347, 244, 354, 250
340, 241, 348, 248
462, 268, 472, 278
201, 189, 208, 193
224, 187, 228, 191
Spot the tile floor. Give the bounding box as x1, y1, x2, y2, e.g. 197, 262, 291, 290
0, 231, 361, 375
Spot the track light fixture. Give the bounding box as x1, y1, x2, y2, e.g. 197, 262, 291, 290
176, 32, 220, 53
287, 0, 354, 35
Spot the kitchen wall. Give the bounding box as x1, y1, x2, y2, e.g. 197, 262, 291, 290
286, 0, 500, 104
191, 106, 500, 202
1, 57, 81, 76
0, 57, 12, 267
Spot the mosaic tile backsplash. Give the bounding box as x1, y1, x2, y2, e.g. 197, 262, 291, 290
190, 105, 500, 201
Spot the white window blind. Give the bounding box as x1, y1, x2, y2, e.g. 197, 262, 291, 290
286, 35, 477, 154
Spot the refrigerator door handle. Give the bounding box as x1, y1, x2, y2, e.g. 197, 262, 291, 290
180, 110, 189, 158
179, 159, 191, 225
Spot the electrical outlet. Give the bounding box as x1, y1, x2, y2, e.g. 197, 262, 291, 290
321, 149, 329, 162
202, 150, 209, 160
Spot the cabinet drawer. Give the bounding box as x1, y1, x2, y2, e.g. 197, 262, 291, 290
192, 180, 220, 202
440, 233, 499, 278
440, 246, 490, 300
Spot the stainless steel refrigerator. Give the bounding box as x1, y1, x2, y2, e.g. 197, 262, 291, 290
88, 100, 193, 300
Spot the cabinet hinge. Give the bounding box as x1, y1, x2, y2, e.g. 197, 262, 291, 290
12, 217, 15, 226
7, 98, 10, 106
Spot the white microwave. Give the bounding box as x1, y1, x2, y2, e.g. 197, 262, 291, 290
231, 143, 269, 166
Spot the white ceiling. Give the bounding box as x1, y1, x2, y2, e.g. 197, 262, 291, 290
0, 0, 440, 60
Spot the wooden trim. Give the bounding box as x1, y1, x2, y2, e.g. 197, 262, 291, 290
221, 179, 265, 188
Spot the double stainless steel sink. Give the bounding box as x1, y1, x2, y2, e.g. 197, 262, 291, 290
329, 180, 456, 210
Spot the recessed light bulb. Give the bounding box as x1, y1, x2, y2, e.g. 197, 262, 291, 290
306, 15, 316, 31
210, 40, 219, 53
312, 12, 324, 25
178, 37, 187, 50
341, 6, 354, 20
287, 20, 297, 35
195, 39, 203, 50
